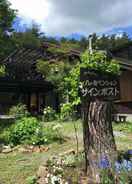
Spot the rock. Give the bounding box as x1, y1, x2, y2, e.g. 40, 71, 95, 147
18, 146, 32, 153
40, 146, 49, 152
33, 146, 41, 153
37, 166, 48, 178
61, 149, 76, 156
3, 145, 11, 149
2, 148, 12, 153
37, 166, 50, 184
0, 144, 3, 153
114, 131, 126, 137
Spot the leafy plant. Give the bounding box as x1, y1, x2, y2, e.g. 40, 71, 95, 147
60, 103, 73, 121
81, 50, 120, 75
63, 50, 120, 115
43, 106, 57, 122
0, 65, 5, 77
9, 103, 30, 118
52, 123, 63, 143
9, 117, 45, 145
0, 128, 10, 144
100, 169, 116, 184
100, 168, 132, 184
43, 123, 64, 144
26, 175, 37, 184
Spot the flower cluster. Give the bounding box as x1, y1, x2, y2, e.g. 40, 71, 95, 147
44, 152, 85, 184
43, 106, 57, 122
45, 157, 67, 184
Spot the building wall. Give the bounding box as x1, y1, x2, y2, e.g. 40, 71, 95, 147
119, 70, 132, 102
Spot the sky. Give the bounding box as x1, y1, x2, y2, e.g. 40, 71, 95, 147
9, 0, 132, 37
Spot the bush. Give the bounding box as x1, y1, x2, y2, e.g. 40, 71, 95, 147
43, 123, 64, 144
0, 128, 10, 144
43, 106, 57, 122
9, 117, 46, 145
60, 103, 73, 121
9, 103, 30, 118
9, 117, 64, 146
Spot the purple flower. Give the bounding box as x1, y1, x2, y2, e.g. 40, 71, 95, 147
98, 155, 110, 169
128, 150, 132, 155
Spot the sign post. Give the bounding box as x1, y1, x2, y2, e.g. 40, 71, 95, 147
80, 68, 120, 101
80, 68, 120, 181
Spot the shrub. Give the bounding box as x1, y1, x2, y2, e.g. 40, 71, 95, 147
43, 106, 57, 122
9, 117, 46, 145
60, 103, 73, 121
9, 103, 30, 118
9, 117, 64, 146
43, 123, 64, 144
0, 128, 10, 144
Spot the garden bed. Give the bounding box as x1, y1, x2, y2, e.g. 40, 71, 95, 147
0, 120, 132, 184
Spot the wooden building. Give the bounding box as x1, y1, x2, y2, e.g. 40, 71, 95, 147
0, 46, 51, 114
111, 44, 132, 120
0, 43, 80, 114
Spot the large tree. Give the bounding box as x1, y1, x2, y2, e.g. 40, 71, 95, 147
0, 0, 16, 59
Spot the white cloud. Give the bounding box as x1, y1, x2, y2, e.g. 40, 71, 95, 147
9, 0, 50, 21
9, 0, 132, 36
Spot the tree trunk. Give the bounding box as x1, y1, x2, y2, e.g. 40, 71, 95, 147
82, 99, 117, 181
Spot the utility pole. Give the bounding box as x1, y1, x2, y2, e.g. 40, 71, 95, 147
88, 34, 93, 54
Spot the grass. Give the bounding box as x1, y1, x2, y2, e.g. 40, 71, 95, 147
0, 120, 132, 184
113, 121, 132, 133
0, 153, 43, 184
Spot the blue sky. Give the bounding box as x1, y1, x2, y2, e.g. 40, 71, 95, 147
9, 0, 132, 38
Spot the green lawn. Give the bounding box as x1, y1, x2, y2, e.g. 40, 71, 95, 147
0, 120, 132, 184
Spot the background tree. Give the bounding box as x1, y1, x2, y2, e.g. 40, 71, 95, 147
0, 65, 5, 76
0, 0, 16, 59
12, 24, 42, 48
37, 58, 74, 106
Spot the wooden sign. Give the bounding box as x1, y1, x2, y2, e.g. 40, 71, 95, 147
80, 68, 120, 101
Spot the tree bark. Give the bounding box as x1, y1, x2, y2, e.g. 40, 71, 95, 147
82, 99, 117, 181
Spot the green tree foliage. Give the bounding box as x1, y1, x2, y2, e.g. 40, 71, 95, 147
0, 65, 5, 76
81, 50, 120, 74
36, 59, 71, 98
0, 0, 16, 58
79, 33, 131, 51
47, 41, 80, 54
12, 24, 42, 48
36, 41, 80, 102
64, 50, 120, 111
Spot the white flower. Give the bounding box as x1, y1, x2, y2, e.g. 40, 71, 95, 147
44, 138, 48, 142
51, 175, 59, 184
52, 124, 62, 131
47, 173, 50, 178
45, 177, 49, 183
35, 128, 39, 134
44, 110, 47, 114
